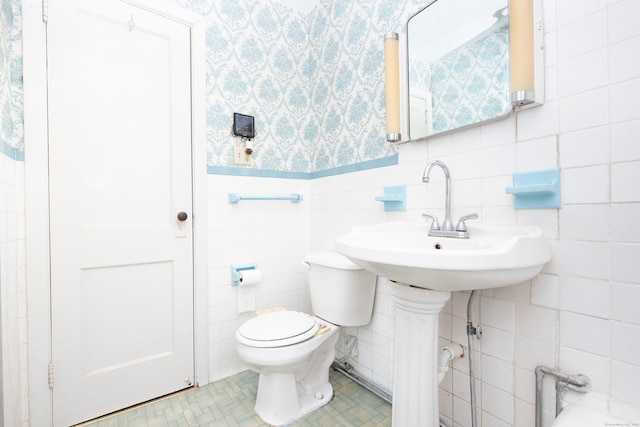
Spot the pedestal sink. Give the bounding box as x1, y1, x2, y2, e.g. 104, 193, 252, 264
335, 220, 551, 427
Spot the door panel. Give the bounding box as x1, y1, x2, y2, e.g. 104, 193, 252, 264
47, 1, 194, 425
81, 261, 175, 374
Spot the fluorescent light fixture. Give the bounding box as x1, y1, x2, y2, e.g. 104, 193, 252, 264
509, 0, 544, 109
384, 32, 401, 142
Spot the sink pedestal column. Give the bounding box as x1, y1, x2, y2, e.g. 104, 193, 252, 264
388, 281, 451, 427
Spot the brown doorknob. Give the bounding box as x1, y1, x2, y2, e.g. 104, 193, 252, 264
177, 211, 188, 222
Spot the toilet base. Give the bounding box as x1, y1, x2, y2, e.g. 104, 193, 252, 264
255, 374, 333, 425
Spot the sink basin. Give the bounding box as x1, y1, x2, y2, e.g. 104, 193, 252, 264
334, 220, 551, 291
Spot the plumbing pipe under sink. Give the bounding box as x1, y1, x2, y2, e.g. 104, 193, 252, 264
437, 343, 464, 384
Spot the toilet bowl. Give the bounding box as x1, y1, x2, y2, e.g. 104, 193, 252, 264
235, 251, 376, 425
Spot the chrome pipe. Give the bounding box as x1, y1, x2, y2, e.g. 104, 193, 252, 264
466, 290, 479, 427
331, 360, 392, 404
536, 367, 545, 427
535, 366, 590, 427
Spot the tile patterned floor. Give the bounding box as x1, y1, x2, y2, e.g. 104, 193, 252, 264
78, 369, 392, 427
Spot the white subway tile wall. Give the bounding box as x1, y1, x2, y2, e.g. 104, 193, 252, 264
0, 155, 28, 427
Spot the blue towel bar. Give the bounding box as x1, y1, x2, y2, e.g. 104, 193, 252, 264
228, 192, 303, 203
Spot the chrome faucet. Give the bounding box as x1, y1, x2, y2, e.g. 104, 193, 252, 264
422, 160, 454, 231
422, 160, 478, 238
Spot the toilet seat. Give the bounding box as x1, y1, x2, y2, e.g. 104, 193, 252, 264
237, 311, 320, 348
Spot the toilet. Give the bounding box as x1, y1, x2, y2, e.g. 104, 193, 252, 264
236, 251, 376, 425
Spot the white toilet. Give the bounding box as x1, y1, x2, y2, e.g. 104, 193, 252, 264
236, 251, 376, 425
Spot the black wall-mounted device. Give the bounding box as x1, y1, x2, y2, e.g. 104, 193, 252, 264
232, 113, 255, 139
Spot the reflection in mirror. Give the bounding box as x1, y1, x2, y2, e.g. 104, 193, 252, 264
407, 0, 511, 140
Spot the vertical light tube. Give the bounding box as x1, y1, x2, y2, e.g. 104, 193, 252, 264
384, 32, 401, 142
510, 0, 535, 106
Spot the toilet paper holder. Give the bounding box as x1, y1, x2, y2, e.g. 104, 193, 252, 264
231, 263, 258, 286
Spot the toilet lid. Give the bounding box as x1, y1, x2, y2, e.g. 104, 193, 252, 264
237, 311, 320, 348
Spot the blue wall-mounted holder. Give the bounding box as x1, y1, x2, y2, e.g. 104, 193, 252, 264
505, 168, 561, 209
375, 185, 406, 211
231, 263, 257, 286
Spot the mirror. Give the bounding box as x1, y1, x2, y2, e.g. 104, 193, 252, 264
407, 0, 511, 140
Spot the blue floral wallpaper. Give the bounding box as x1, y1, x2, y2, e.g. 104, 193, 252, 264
177, 0, 431, 175
0, 0, 23, 160
430, 26, 509, 134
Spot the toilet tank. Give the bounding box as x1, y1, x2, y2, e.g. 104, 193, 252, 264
304, 251, 377, 326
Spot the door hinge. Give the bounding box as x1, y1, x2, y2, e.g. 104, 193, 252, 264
48, 363, 54, 389
42, 0, 49, 23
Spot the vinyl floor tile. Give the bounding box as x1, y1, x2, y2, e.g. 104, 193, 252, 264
78, 369, 391, 427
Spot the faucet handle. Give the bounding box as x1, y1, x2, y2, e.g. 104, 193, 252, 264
455, 213, 478, 232
422, 213, 441, 230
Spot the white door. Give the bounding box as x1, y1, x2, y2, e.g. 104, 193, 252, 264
47, 1, 194, 425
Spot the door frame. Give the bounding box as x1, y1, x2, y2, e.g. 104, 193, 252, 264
23, 1, 208, 425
